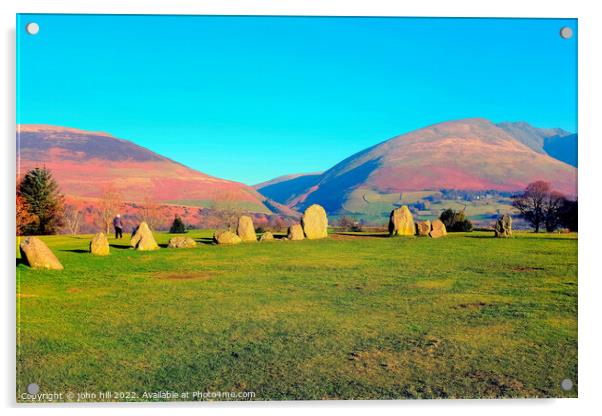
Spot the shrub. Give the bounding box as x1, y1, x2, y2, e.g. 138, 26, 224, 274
439, 208, 473, 232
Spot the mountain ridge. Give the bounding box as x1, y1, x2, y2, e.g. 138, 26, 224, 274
256, 118, 577, 215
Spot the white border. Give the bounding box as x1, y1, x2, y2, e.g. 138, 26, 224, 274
2, 1, 601, 415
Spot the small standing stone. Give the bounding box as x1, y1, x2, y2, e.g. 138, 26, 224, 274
388, 206, 415, 236
213, 230, 242, 245
287, 224, 305, 241
130, 221, 159, 251
416, 220, 431, 236
19, 236, 63, 270
90, 232, 110, 256
494, 214, 512, 238
301, 204, 328, 239
259, 231, 275, 242
237, 215, 257, 242
429, 219, 448, 238
167, 236, 197, 248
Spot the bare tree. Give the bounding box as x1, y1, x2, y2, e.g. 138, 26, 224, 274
97, 185, 123, 235
512, 181, 550, 233
63, 204, 83, 235
139, 196, 164, 231
543, 191, 567, 232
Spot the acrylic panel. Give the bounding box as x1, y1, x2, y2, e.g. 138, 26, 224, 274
16, 14, 578, 402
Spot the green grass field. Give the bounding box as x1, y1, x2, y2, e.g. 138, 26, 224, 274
16, 230, 577, 401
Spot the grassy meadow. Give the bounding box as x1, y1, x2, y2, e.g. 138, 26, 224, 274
16, 230, 577, 401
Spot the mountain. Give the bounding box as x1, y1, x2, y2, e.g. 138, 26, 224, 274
262, 118, 577, 215
543, 133, 577, 167
496, 121, 577, 167
254, 172, 322, 205
17, 125, 282, 215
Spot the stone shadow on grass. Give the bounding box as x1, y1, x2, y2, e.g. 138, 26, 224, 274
109, 243, 132, 250
61, 249, 89, 253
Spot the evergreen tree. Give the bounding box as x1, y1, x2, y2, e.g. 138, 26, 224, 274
169, 215, 187, 233
18, 167, 64, 235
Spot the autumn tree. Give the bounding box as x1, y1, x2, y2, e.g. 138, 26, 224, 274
18, 167, 64, 234
16, 184, 38, 236
97, 185, 123, 235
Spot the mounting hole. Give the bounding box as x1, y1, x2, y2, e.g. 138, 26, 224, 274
26, 22, 40, 35
560, 378, 574, 391
27, 383, 40, 394
560, 26, 573, 40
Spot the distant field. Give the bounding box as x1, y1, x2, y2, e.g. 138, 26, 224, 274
340, 188, 514, 225
16, 230, 577, 401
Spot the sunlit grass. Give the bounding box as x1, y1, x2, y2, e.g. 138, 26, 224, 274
16, 230, 577, 401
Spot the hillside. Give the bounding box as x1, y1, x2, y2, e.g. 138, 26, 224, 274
17, 125, 285, 216
261, 119, 577, 219
497, 121, 577, 167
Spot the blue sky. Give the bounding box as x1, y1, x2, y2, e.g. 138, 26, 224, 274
17, 15, 577, 185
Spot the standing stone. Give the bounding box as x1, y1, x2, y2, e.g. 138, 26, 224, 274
416, 220, 431, 237
167, 236, 197, 248
494, 214, 512, 238
429, 219, 448, 238
90, 232, 110, 256
236, 215, 257, 242
259, 231, 275, 242
19, 236, 63, 270
130, 221, 159, 251
301, 204, 328, 239
388, 206, 415, 236
213, 230, 242, 245
287, 224, 305, 241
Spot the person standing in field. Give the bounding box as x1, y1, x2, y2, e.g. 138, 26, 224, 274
113, 214, 123, 239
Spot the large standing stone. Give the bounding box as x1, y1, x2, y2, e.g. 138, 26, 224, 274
236, 215, 257, 242
213, 230, 242, 245
19, 236, 63, 270
167, 236, 197, 248
259, 231, 275, 242
416, 220, 431, 236
287, 224, 305, 241
495, 214, 512, 238
388, 206, 415, 236
90, 232, 110, 256
429, 219, 447, 238
301, 204, 328, 239
130, 221, 159, 251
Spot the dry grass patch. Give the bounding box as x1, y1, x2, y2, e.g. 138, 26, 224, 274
154, 271, 217, 281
